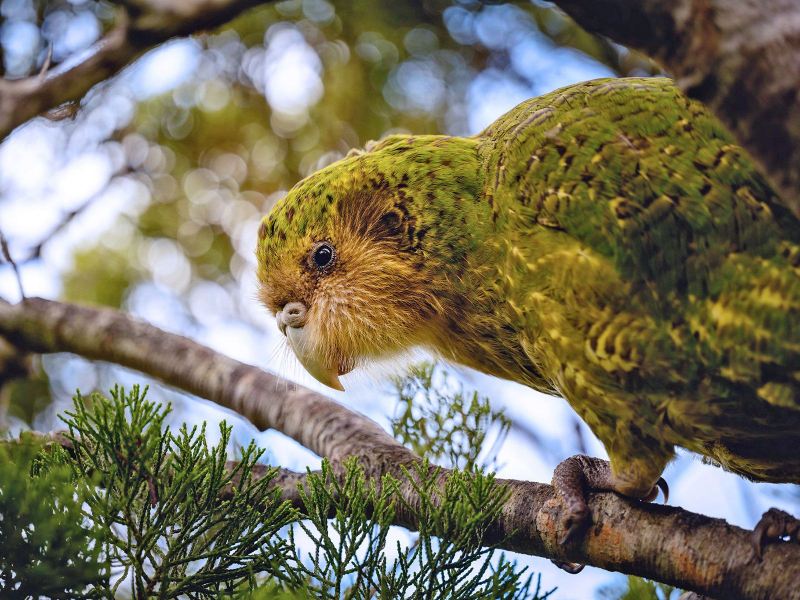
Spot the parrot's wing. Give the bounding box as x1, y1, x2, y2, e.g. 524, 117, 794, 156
480, 77, 787, 299
479, 77, 800, 414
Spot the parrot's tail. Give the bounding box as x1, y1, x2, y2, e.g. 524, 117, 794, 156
704, 435, 800, 485
698, 383, 800, 484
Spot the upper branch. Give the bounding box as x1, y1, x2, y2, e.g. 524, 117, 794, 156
0, 296, 798, 599
0, 17, 132, 141
551, 0, 800, 213
0, 0, 266, 141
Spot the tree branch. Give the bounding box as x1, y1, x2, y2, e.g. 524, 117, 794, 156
550, 0, 800, 213
0, 297, 797, 599
0, 0, 266, 141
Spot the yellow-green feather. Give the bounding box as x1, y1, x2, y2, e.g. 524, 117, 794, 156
476, 78, 800, 483
258, 77, 800, 486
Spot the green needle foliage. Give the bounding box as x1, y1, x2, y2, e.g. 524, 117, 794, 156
1, 377, 552, 599
269, 459, 551, 599
0, 440, 107, 599
385, 464, 539, 599
54, 386, 299, 598
391, 362, 511, 471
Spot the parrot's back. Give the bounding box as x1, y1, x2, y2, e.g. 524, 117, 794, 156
475, 78, 800, 483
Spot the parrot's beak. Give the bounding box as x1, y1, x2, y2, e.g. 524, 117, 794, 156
286, 326, 345, 391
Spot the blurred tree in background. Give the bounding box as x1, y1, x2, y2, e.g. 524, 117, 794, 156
0, 0, 656, 491
3, 0, 658, 325
0, 0, 655, 437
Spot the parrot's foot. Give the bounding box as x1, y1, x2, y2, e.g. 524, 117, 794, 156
551, 454, 668, 546
751, 508, 800, 559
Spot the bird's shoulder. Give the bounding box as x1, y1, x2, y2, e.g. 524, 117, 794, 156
477, 77, 786, 300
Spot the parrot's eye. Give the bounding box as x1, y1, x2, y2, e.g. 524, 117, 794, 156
311, 242, 335, 271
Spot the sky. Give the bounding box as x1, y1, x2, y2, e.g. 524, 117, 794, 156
0, 2, 797, 598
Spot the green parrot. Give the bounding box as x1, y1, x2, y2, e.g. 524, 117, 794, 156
256, 77, 800, 553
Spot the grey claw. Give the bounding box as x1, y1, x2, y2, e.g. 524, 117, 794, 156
751, 525, 765, 561
551, 559, 585, 574
641, 477, 669, 504
656, 476, 669, 504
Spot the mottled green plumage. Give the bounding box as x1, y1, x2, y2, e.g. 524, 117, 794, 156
258, 77, 800, 494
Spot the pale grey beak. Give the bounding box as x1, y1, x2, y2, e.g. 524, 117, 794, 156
285, 326, 344, 391
277, 302, 344, 391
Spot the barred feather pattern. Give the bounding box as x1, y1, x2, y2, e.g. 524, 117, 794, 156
480, 78, 800, 488
258, 77, 800, 494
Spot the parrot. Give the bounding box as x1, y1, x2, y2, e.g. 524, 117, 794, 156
256, 77, 800, 555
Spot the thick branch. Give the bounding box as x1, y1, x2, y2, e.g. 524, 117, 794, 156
551, 0, 800, 213
0, 297, 798, 598
0, 297, 404, 466
0, 0, 265, 141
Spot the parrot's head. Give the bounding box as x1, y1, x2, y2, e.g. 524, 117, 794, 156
256, 134, 484, 390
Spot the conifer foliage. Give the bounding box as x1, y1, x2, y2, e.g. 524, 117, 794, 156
1, 377, 552, 599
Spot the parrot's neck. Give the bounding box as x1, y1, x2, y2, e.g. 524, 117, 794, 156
359, 134, 554, 391
402, 152, 554, 392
